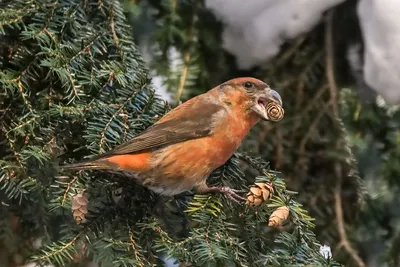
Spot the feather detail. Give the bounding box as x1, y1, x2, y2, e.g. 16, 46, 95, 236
61, 160, 114, 171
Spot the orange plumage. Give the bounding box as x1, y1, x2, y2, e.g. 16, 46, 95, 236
62, 77, 284, 202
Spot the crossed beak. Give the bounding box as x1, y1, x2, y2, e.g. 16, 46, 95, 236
253, 88, 284, 121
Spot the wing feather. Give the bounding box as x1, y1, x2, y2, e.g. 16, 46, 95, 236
96, 95, 224, 159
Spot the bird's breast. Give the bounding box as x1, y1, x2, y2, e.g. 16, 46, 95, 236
138, 110, 256, 196
208, 118, 249, 168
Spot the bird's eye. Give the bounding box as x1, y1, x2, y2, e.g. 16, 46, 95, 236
244, 82, 253, 89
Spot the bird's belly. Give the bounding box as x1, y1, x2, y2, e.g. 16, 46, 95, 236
142, 136, 239, 196
164, 136, 238, 173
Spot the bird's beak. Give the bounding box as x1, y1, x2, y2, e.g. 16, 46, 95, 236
252, 88, 284, 121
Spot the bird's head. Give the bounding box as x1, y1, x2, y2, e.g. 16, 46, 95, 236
219, 77, 284, 122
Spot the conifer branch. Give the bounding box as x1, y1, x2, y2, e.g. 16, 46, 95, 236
175, 12, 197, 102
88, 72, 116, 106
325, 10, 338, 116
129, 229, 144, 267
8, 116, 40, 133
66, 67, 79, 99
0, 4, 37, 26
297, 103, 329, 158
44, 28, 58, 43
68, 35, 102, 64
110, 9, 119, 45
98, 93, 137, 152
171, 0, 178, 11
38, 233, 81, 261
61, 176, 77, 207
57, 103, 122, 112
325, 10, 364, 266
14, 76, 34, 113
0, 1, 347, 266
203, 233, 215, 260
334, 175, 365, 267
1, 125, 24, 170
176, 51, 190, 102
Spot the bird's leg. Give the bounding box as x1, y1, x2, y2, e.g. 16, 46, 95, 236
194, 184, 246, 204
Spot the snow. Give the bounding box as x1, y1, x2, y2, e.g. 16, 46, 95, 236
205, 0, 400, 104
205, 0, 345, 69
357, 0, 400, 104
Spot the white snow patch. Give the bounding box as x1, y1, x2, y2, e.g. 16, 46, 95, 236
357, 0, 400, 104
205, 0, 345, 69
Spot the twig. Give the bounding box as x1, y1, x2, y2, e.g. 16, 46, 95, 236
325, 12, 365, 265
175, 12, 197, 102
7, 115, 40, 133
15, 76, 34, 113
0, 103, 12, 121
36, 1, 58, 38
121, 113, 129, 142
172, 0, 177, 10
204, 217, 215, 260
39, 233, 81, 260
325, 10, 338, 116
110, 9, 119, 45
203, 233, 215, 260
98, 91, 139, 153
275, 36, 307, 68
58, 103, 121, 112
293, 51, 324, 114
334, 170, 365, 267
289, 83, 327, 143
68, 35, 102, 64
297, 102, 329, 159
88, 71, 116, 107
66, 67, 79, 99
129, 230, 144, 267
61, 176, 77, 207
44, 28, 57, 43
2, 125, 24, 170
175, 52, 191, 102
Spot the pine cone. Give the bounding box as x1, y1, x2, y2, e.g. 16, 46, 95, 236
72, 190, 88, 224
265, 102, 284, 122
246, 182, 274, 207
268, 206, 290, 227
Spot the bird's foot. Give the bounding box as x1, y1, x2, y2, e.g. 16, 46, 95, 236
194, 184, 246, 204
217, 186, 246, 204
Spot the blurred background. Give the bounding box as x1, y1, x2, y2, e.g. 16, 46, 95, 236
120, 0, 400, 266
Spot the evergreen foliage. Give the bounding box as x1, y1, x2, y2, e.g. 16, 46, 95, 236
0, 0, 340, 266
340, 90, 400, 266
122, 0, 400, 265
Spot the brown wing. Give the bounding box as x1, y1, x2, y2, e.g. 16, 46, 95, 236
97, 95, 225, 158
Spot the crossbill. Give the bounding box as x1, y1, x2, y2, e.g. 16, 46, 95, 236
63, 77, 284, 202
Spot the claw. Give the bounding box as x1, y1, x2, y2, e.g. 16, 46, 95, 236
193, 184, 246, 204
232, 188, 246, 194
219, 186, 246, 204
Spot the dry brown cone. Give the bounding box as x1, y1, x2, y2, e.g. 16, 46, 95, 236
265, 102, 284, 122
72, 190, 88, 224
268, 206, 290, 227
246, 182, 274, 207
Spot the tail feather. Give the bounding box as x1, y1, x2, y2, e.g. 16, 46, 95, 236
61, 160, 111, 171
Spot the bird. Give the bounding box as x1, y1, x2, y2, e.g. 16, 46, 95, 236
62, 77, 284, 203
